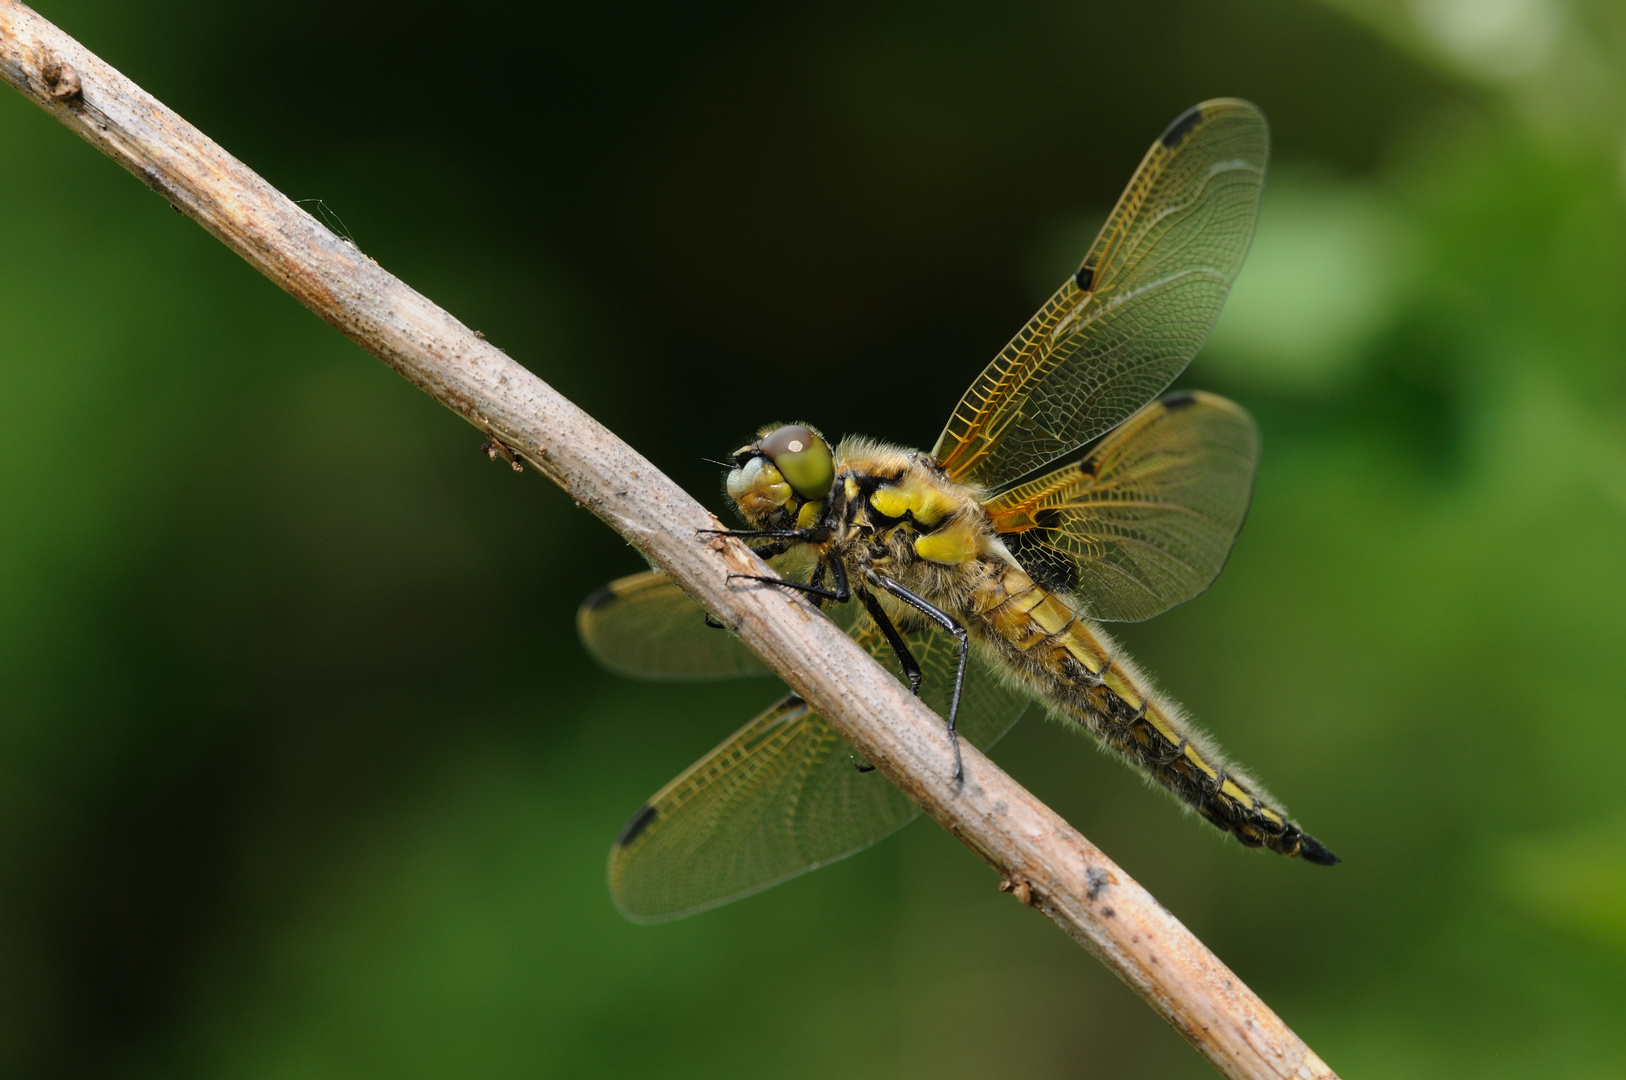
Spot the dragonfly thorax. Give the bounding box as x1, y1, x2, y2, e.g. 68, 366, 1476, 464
824, 443, 991, 572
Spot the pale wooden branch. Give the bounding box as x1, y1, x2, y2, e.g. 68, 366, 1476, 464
0, 5, 1337, 1078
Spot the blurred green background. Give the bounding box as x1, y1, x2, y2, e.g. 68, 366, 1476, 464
3, 0, 1625, 1076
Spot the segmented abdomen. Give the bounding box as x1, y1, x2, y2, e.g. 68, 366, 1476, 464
966, 559, 1337, 864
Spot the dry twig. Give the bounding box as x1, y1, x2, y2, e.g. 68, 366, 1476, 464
0, 5, 1336, 1077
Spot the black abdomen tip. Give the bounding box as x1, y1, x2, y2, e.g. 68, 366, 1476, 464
1298, 835, 1341, 866
1160, 104, 1205, 148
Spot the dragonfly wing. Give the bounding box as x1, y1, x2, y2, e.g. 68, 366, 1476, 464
984, 391, 1259, 622
609, 601, 1030, 921
608, 693, 916, 921
932, 100, 1267, 490
578, 570, 772, 680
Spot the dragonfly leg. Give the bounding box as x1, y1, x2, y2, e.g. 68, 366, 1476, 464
701, 527, 822, 562
744, 539, 792, 560
728, 554, 850, 604
857, 588, 923, 696
870, 574, 967, 781
800, 562, 836, 612
697, 527, 818, 541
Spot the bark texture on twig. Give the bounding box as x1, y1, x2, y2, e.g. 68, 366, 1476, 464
0, 5, 1336, 1078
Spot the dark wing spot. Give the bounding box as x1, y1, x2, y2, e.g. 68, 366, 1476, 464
616, 804, 659, 847
1162, 390, 1200, 411
1298, 834, 1342, 866
1160, 104, 1205, 149
582, 584, 619, 611
1002, 520, 1078, 594
1086, 866, 1110, 901
1074, 264, 1095, 291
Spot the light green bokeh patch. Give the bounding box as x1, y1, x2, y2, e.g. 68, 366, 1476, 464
1206, 172, 1424, 394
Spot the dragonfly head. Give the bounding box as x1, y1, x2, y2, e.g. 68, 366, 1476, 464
725, 424, 834, 526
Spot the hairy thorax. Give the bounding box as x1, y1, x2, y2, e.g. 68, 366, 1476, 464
825, 440, 1099, 680
822, 438, 1004, 608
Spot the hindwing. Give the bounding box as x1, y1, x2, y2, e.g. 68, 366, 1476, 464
584, 572, 1030, 920
984, 391, 1258, 622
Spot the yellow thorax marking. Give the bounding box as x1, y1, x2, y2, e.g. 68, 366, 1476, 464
868, 486, 910, 519
868, 477, 957, 527
913, 527, 977, 565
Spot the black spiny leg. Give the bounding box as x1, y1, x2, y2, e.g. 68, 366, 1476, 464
700, 526, 820, 564
744, 540, 793, 560
871, 574, 968, 781
806, 561, 827, 604
857, 588, 923, 696
698, 527, 818, 542
728, 549, 851, 604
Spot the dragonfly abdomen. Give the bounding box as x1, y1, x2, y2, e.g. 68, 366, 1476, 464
969, 559, 1337, 865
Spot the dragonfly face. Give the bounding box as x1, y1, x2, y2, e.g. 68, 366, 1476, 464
724, 424, 834, 528
580, 100, 1339, 923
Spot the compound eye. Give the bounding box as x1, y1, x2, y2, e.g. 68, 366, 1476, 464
759, 424, 834, 499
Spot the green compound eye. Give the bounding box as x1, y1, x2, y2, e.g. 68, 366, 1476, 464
759, 424, 834, 499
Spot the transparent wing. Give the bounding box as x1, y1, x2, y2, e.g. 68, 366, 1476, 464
608, 602, 1029, 921
983, 391, 1258, 622
578, 570, 772, 680
932, 100, 1267, 491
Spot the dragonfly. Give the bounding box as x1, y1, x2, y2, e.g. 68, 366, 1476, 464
580, 99, 1337, 922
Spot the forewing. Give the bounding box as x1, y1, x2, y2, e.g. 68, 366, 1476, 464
608, 603, 1029, 921
933, 100, 1267, 490
984, 391, 1259, 622
578, 570, 772, 680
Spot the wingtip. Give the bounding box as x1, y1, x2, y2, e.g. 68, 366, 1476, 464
581, 583, 619, 612
1159, 103, 1206, 149
616, 803, 658, 847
